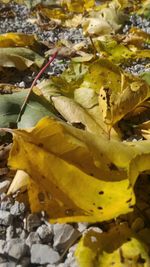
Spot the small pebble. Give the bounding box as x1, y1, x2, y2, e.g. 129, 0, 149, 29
53, 223, 80, 252
25, 231, 41, 247
17, 256, 30, 267
18, 81, 25, 88
0, 239, 6, 254
0, 262, 16, 267
4, 238, 27, 260
77, 222, 89, 233
0, 198, 12, 211
26, 213, 42, 232
0, 210, 13, 226
36, 224, 53, 243
31, 244, 60, 265
6, 225, 14, 240
10, 201, 25, 216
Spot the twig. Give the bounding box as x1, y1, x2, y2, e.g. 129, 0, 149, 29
89, 36, 97, 57
17, 49, 59, 123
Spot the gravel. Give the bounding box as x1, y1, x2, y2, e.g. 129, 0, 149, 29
122, 14, 150, 34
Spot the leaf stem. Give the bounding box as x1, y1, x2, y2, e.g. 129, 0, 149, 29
17, 49, 59, 123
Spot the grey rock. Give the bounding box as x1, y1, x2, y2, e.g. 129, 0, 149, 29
0, 181, 11, 194
17, 257, 30, 267
18, 81, 25, 88
10, 201, 25, 216
26, 213, 42, 232
0, 210, 13, 226
25, 232, 41, 247
0, 198, 12, 211
0, 256, 7, 263
18, 229, 27, 240
0, 226, 6, 239
77, 223, 89, 233
36, 224, 53, 243
6, 226, 14, 240
53, 224, 80, 252
62, 244, 79, 267
0, 262, 16, 267
0, 239, 6, 254
4, 238, 27, 260
31, 244, 60, 265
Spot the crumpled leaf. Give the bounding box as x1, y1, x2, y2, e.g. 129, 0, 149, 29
82, 2, 127, 36
95, 35, 150, 64
73, 87, 120, 140
0, 47, 44, 70
75, 224, 150, 267
0, 32, 45, 53
8, 116, 136, 223
81, 59, 150, 125
37, 79, 107, 136
122, 28, 150, 48
40, 60, 89, 97
61, 0, 95, 13
35, 5, 68, 22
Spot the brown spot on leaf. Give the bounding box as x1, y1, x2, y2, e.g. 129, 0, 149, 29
38, 143, 43, 148
98, 191, 104, 195
126, 198, 132, 203
129, 204, 134, 209
38, 192, 45, 203
108, 163, 118, 171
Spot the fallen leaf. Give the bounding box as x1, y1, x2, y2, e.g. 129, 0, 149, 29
61, 0, 95, 13
0, 88, 56, 128
8, 117, 135, 223
82, 2, 127, 36
0, 33, 45, 53
81, 59, 150, 125
7, 170, 29, 195
0, 47, 44, 70
75, 224, 149, 267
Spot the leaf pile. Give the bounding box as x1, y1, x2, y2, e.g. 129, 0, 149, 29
1, 0, 150, 266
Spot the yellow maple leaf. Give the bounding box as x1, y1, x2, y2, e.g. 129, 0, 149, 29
8, 116, 135, 223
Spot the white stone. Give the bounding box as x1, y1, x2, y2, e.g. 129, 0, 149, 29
0, 210, 13, 226
0, 240, 6, 254
53, 224, 80, 251
31, 244, 60, 265
4, 238, 27, 260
